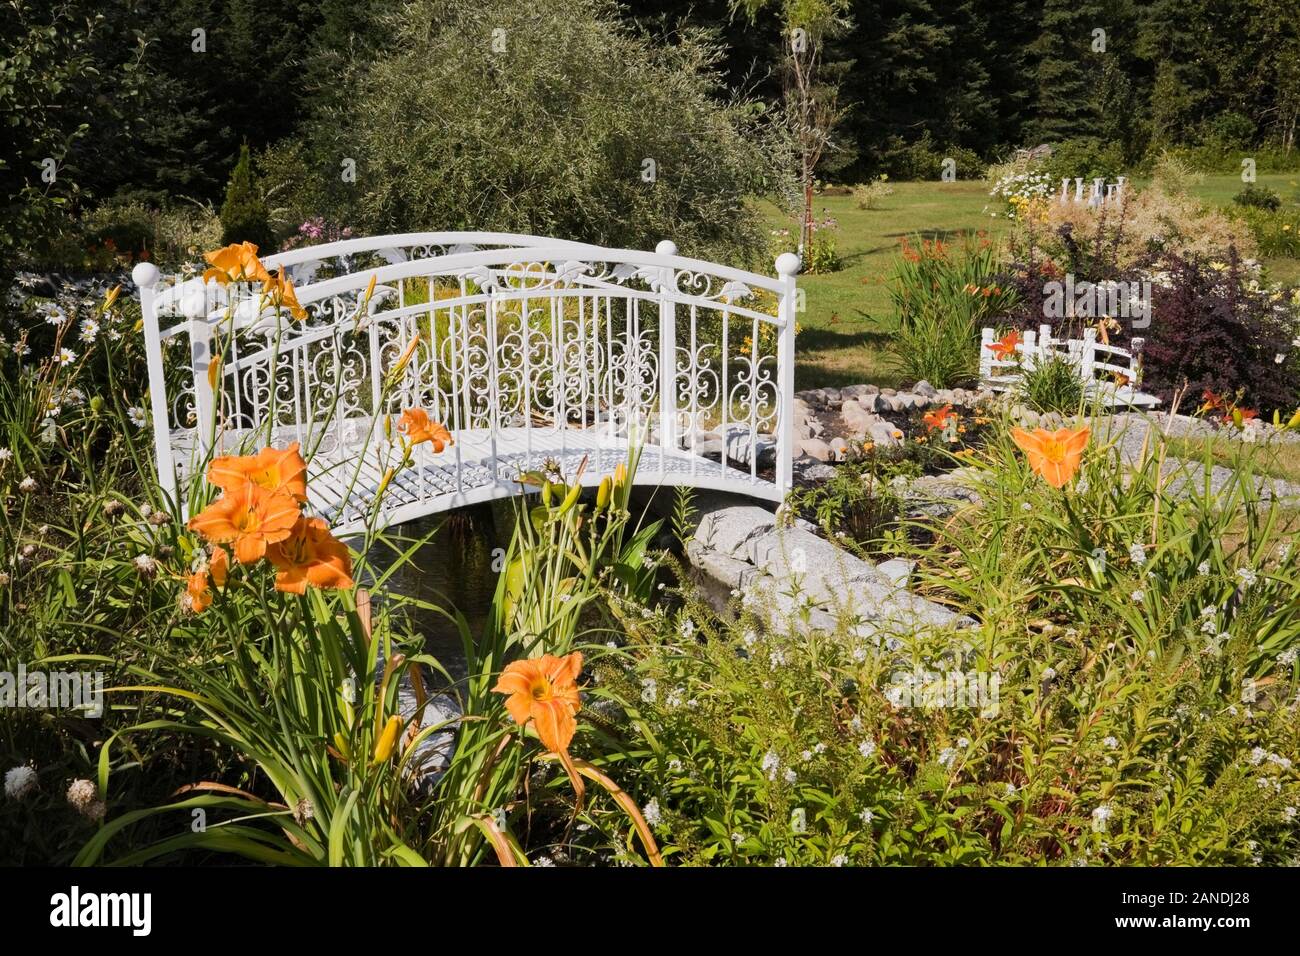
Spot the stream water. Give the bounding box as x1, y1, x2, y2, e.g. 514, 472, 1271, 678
369, 499, 517, 685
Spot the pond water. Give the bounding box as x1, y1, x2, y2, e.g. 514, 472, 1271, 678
368, 499, 517, 685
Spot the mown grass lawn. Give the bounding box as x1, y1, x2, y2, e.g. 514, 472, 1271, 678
773, 174, 1300, 390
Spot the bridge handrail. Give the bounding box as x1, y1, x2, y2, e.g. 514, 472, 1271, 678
133, 236, 801, 522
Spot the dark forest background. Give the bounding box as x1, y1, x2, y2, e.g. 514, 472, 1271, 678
3, 0, 1297, 270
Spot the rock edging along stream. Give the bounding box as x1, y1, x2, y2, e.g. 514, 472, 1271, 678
686, 502, 972, 644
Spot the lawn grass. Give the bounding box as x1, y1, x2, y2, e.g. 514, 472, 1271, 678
773, 174, 1300, 390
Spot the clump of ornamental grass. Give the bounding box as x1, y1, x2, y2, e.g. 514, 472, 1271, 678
1017, 354, 1085, 415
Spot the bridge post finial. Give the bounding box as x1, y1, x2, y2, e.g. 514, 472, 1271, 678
132, 261, 161, 290
655, 239, 677, 257
775, 252, 801, 277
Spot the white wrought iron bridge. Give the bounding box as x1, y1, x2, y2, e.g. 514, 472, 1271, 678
134, 233, 800, 536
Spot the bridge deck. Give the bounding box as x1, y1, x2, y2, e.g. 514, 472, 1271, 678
176, 422, 780, 535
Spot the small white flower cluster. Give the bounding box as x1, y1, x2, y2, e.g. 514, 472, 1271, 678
642, 797, 662, 827
66, 778, 106, 821
989, 171, 1053, 205
4, 766, 38, 800
761, 749, 782, 781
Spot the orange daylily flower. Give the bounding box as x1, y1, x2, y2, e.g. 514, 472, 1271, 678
262, 269, 307, 321
398, 408, 453, 452
265, 516, 354, 594
187, 482, 301, 564
186, 571, 213, 613
989, 330, 1021, 360
1010, 426, 1090, 489
202, 241, 271, 286
492, 652, 583, 754
207, 443, 308, 503
208, 546, 229, 587
185, 550, 228, 614
922, 404, 955, 432
1198, 390, 1226, 415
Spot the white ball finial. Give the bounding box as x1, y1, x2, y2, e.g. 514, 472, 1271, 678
132, 261, 161, 290
655, 239, 678, 257
775, 252, 801, 277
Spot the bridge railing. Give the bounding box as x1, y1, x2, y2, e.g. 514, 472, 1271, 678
134, 236, 799, 530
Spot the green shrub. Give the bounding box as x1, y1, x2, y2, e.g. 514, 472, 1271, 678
1233, 185, 1282, 211
879, 131, 985, 181
1040, 137, 1126, 184
277, 0, 781, 267
803, 229, 841, 274
219, 144, 274, 253
785, 456, 911, 550
1236, 207, 1300, 257
1018, 355, 1084, 415
1146, 144, 1300, 175
78, 200, 222, 271
852, 176, 895, 210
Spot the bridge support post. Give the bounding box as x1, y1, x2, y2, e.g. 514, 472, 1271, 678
776, 252, 801, 496
133, 262, 178, 502
655, 240, 678, 462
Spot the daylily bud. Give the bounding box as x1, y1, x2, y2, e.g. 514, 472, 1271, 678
332, 732, 350, 762
392, 335, 420, 378
372, 715, 403, 763
376, 466, 396, 500
596, 475, 612, 511
555, 481, 583, 516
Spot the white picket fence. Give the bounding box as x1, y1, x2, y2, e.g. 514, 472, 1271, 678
979, 324, 1160, 408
